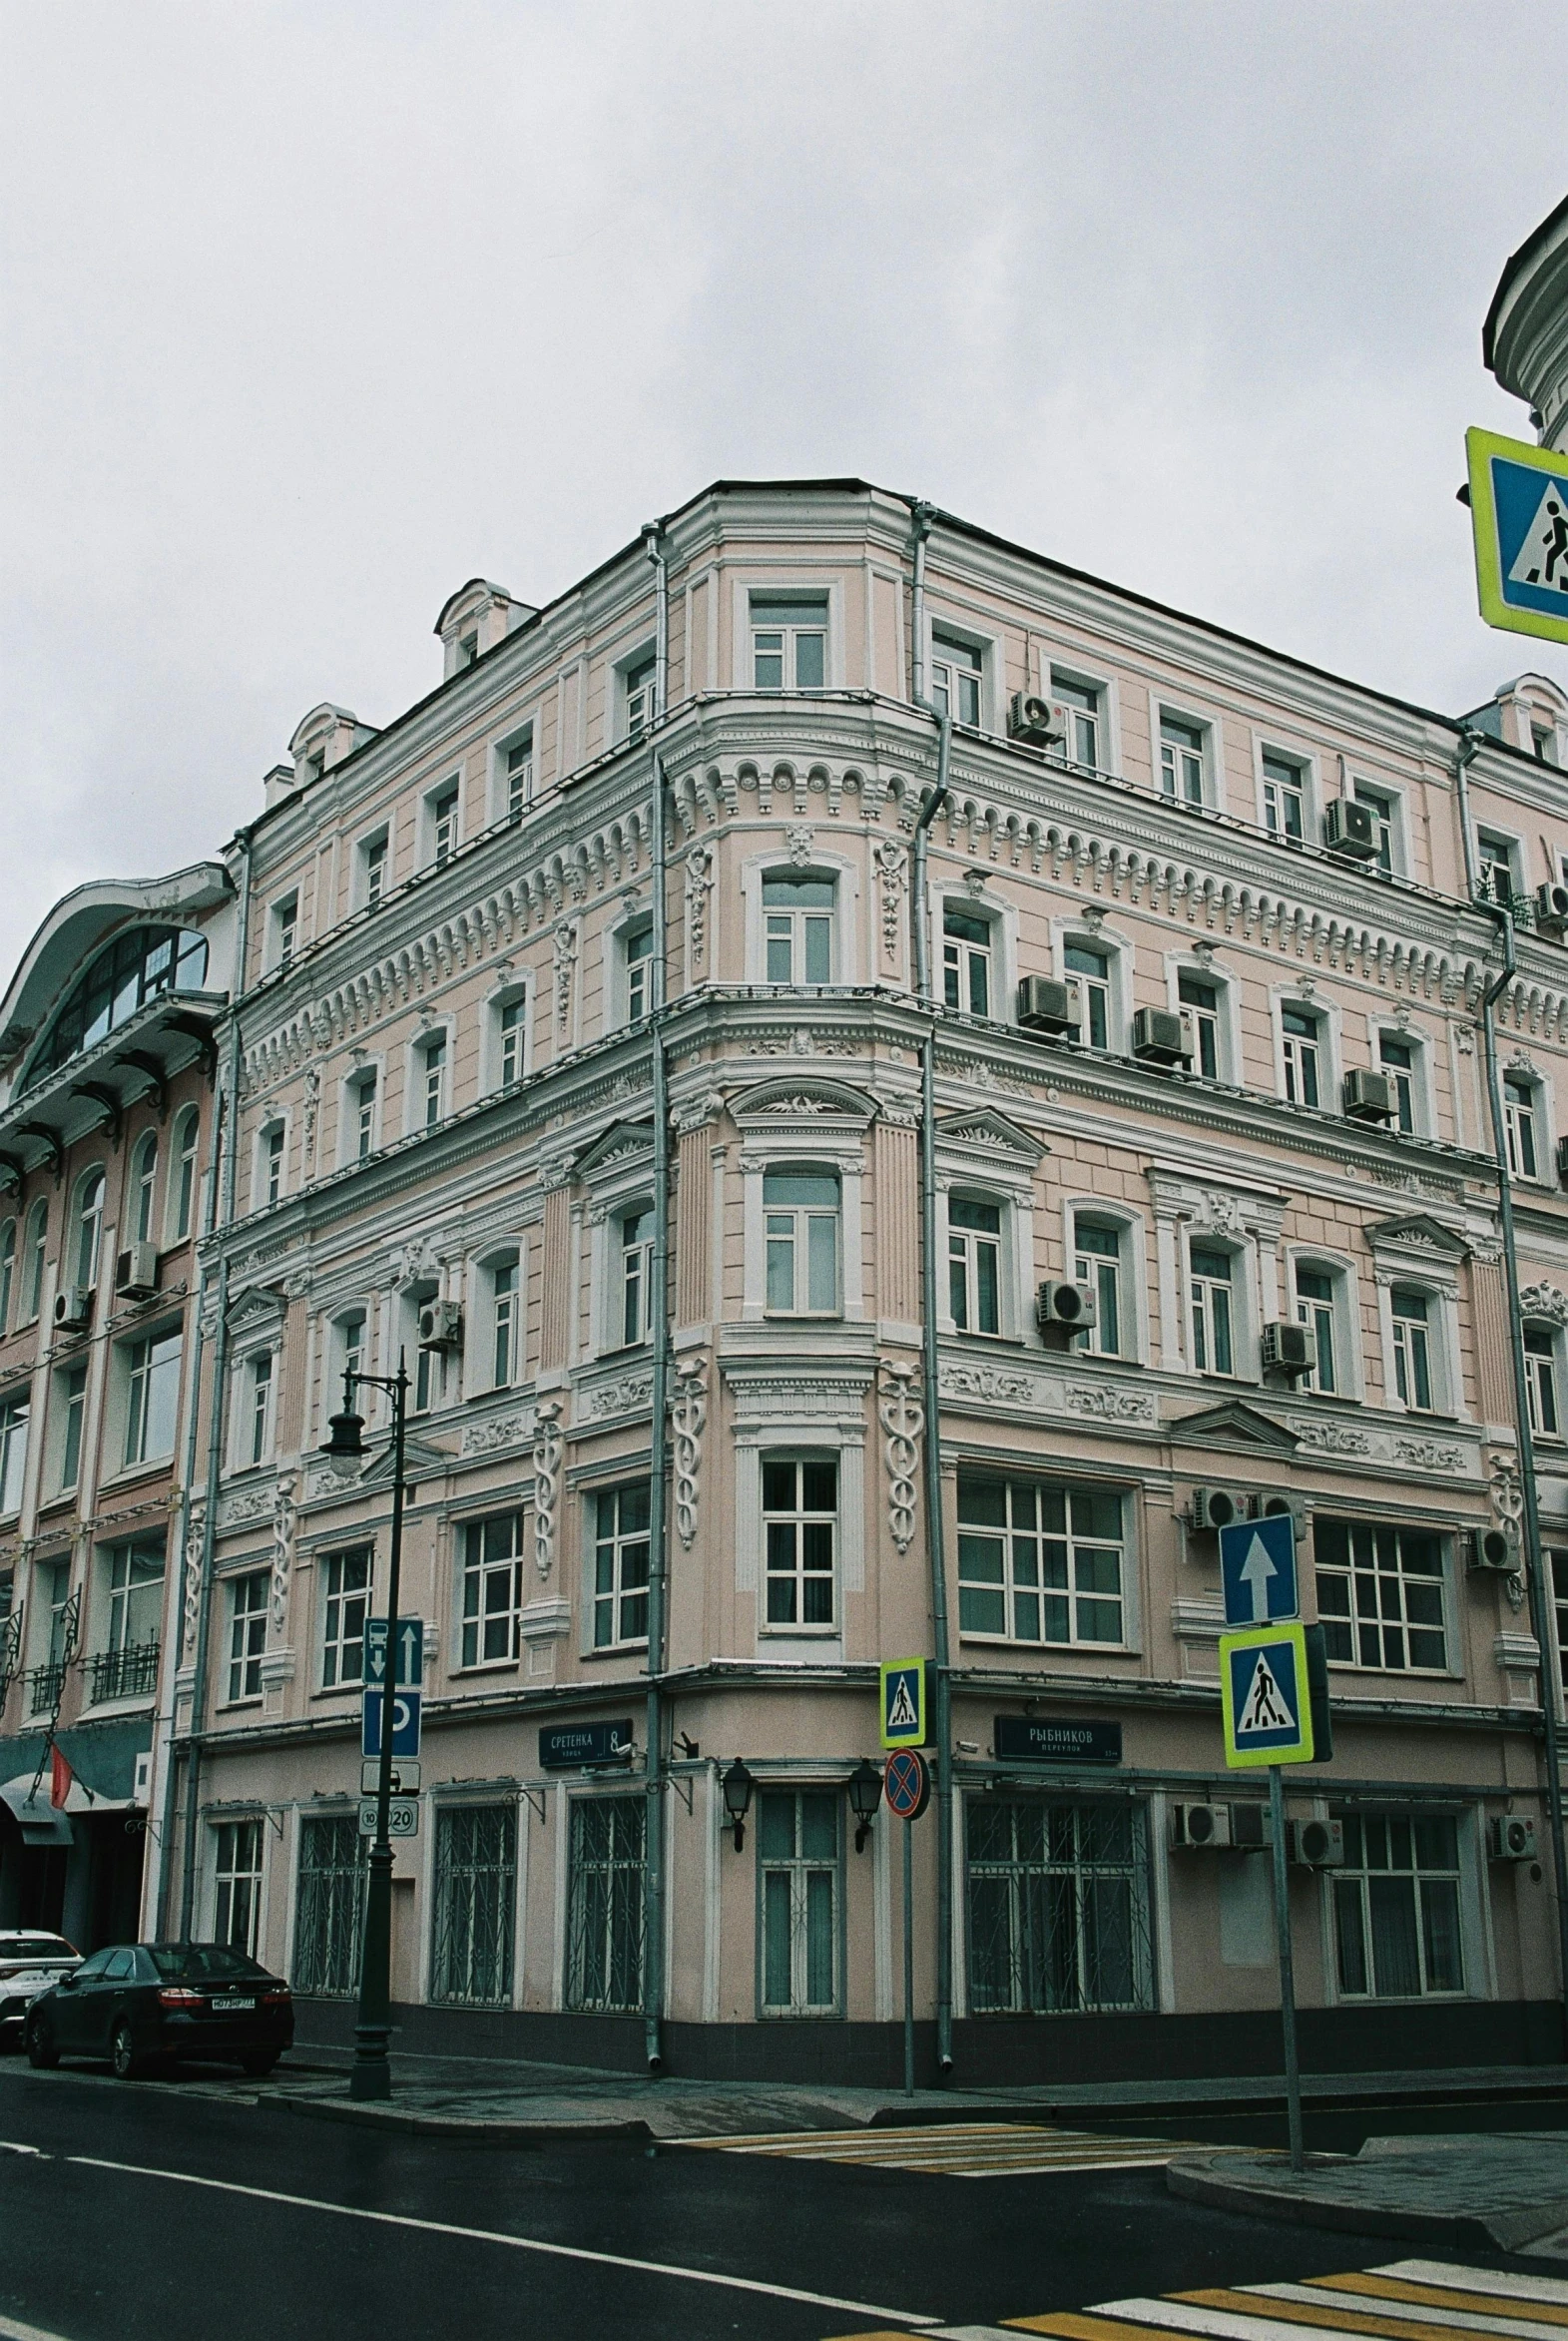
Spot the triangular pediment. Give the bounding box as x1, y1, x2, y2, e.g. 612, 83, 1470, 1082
935, 1107, 1045, 1163
227, 1283, 288, 1331
1363, 1212, 1469, 1260
358, 1431, 456, 1487
1167, 1399, 1299, 1453
573, 1117, 655, 1180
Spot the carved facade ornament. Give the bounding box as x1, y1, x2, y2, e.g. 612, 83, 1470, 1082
1065, 1382, 1157, 1425
672, 1358, 708, 1550
1291, 1419, 1373, 1456
1520, 1281, 1568, 1326
589, 1374, 654, 1422
301, 1065, 320, 1184
532, 1400, 564, 1578
877, 1361, 922, 1554
963, 868, 987, 898
875, 839, 906, 965
1486, 1452, 1529, 1611
553, 921, 578, 1033
270, 1470, 298, 1631
1389, 1436, 1465, 1472
1455, 1023, 1476, 1055
940, 1361, 1034, 1406
182, 1501, 207, 1655
461, 1413, 530, 1457
685, 843, 714, 975
786, 825, 814, 867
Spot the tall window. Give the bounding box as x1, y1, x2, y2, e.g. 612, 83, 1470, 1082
948, 1196, 1001, 1335
1526, 1323, 1561, 1438
460, 1510, 522, 1667
1074, 1218, 1123, 1357
1190, 1245, 1235, 1376
505, 730, 534, 820
248, 1352, 274, 1464
0, 1396, 29, 1512
351, 1070, 377, 1161
213, 1818, 263, 1957
593, 1482, 651, 1648
337, 1312, 365, 1396
619, 1207, 654, 1346
1065, 941, 1111, 1049
1379, 1036, 1416, 1134
1552, 1550, 1568, 1703
760, 1792, 840, 2016
764, 1171, 839, 1315
320, 1546, 371, 1688
430, 781, 459, 868
1476, 832, 1515, 905
566, 1796, 644, 2013
1160, 716, 1205, 805
1315, 1516, 1446, 1671
410, 1284, 440, 1415
624, 651, 658, 738
420, 1032, 448, 1128
1261, 752, 1306, 843
432, 1804, 517, 2008
498, 996, 527, 1085
623, 924, 654, 1022
132, 1134, 158, 1244
227, 1572, 268, 1703
491, 1259, 519, 1388
1281, 1005, 1321, 1107
1179, 972, 1221, 1078
942, 906, 993, 1017
1504, 1075, 1539, 1179
96, 1537, 164, 1700
272, 894, 298, 972
59, 1365, 87, 1489
361, 831, 388, 907
0, 1219, 13, 1333
263, 1125, 284, 1207
1050, 671, 1100, 768
172, 1109, 200, 1242
764, 875, 834, 984
967, 1798, 1150, 2014
293, 1815, 365, 1998
957, 1475, 1124, 1645
1390, 1288, 1434, 1412
763, 1457, 837, 1628
1354, 782, 1395, 874
76, 1171, 105, 1289
125, 1328, 182, 1465
1295, 1265, 1337, 1395
931, 632, 983, 726
1333, 1813, 1462, 2000
24, 1200, 46, 1320
752, 595, 827, 690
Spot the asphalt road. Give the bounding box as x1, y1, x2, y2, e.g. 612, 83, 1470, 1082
0, 2057, 1559, 2341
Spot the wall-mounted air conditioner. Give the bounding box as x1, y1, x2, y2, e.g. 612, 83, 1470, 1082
1489, 1816, 1538, 1862
1036, 1280, 1097, 1337
1323, 799, 1377, 859
1287, 1818, 1344, 1868
1189, 1486, 1248, 1534
1536, 882, 1568, 940
1343, 1067, 1394, 1123
1170, 1803, 1232, 1850
1464, 1525, 1518, 1573
417, 1301, 463, 1352
115, 1243, 160, 1300
1007, 694, 1063, 748
1017, 975, 1079, 1036
53, 1287, 90, 1331
1131, 1007, 1190, 1067
1261, 1321, 1311, 1376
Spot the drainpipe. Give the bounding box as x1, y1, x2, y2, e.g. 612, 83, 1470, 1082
177, 830, 254, 1939
909, 502, 955, 2074
1454, 732, 1568, 2038
643, 521, 671, 2069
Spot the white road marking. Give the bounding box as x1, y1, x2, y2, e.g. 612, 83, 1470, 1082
1387, 2269, 1568, 2312
0, 2140, 48, 2156
1094, 2301, 1371, 2341
66, 2154, 943, 2326
0, 2315, 77, 2341
1249, 2282, 1568, 2341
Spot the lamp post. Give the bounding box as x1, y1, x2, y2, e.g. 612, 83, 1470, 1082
722, 1758, 754, 1851
320, 1355, 409, 2103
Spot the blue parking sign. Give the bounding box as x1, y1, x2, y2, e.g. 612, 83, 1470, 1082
1219, 1510, 1298, 1627
362, 1687, 422, 1759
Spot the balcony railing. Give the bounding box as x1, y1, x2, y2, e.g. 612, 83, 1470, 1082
89, 1641, 160, 1704
27, 1664, 65, 1716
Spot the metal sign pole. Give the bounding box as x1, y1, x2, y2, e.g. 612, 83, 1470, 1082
1269, 1762, 1304, 2172
902, 1816, 915, 2099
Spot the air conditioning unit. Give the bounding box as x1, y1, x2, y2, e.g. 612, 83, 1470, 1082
1253, 1493, 1304, 1524
1017, 975, 1079, 1035
1288, 1818, 1344, 1868
1261, 1321, 1312, 1376
1008, 693, 1063, 748
1535, 883, 1568, 940
1190, 1486, 1249, 1534
133, 1752, 153, 1807
1131, 1007, 1190, 1067
115, 1243, 160, 1300
1170, 1802, 1232, 1850
53, 1287, 90, 1331
1323, 799, 1377, 859
1229, 1803, 1268, 1850
1343, 1067, 1393, 1123
1037, 1280, 1097, 1336
1490, 1815, 1538, 1862
1465, 1524, 1518, 1573
417, 1301, 463, 1352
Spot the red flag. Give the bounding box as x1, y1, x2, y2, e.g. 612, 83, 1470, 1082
50, 1746, 73, 1811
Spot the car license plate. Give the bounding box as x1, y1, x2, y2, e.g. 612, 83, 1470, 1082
217, 1997, 256, 2012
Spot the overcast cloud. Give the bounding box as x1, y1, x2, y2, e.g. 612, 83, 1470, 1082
1, 0, 1564, 974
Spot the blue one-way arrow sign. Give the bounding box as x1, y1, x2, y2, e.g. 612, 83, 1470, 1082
366, 1616, 423, 1688
1219, 1511, 1298, 1627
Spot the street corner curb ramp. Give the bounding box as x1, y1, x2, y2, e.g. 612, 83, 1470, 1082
1166, 2144, 1568, 2252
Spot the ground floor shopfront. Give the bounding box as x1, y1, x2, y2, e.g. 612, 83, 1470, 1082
0, 1719, 153, 1954
185, 1682, 1566, 2083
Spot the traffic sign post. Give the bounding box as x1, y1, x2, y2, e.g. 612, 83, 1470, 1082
1219, 1512, 1299, 1628
358, 1797, 418, 1840
881, 1749, 931, 2097
366, 1616, 423, 1689
361, 1687, 422, 1760
879, 1659, 928, 1749
1466, 426, 1568, 647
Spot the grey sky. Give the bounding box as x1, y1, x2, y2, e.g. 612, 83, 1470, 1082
2, 1, 1564, 975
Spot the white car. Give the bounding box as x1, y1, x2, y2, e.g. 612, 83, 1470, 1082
0, 1932, 81, 2046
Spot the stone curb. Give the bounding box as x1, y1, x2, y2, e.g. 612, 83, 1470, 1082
1166, 2153, 1568, 2251
278, 2096, 653, 2143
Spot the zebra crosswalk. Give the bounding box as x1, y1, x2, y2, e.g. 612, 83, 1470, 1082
681, 2120, 1211, 2178
997, 2258, 1568, 2341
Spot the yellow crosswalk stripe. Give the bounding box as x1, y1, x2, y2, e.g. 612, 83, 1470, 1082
1003, 2316, 1191, 2340
1308, 2281, 1568, 2331
1175, 2288, 1491, 2341
1002, 2258, 1568, 2341
1384, 2267, 1568, 2311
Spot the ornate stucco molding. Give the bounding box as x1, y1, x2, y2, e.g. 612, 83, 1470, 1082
877, 1358, 921, 1555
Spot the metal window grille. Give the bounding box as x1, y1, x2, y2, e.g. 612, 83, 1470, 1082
966, 1797, 1153, 2015
1331, 1811, 1463, 1999
293, 1815, 366, 1998
430, 1804, 517, 2008
566, 1795, 645, 2013
27, 1663, 64, 1716
1314, 1516, 1447, 1671
89, 1640, 159, 1702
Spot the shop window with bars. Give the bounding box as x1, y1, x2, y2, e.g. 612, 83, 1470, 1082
1314, 1516, 1447, 1672
566, 1795, 645, 2013
213, 1818, 263, 1958
957, 1474, 1124, 1646
966, 1798, 1152, 2015
759, 1791, 841, 2016
430, 1803, 516, 2008
292, 1814, 365, 1998
1332, 1811, 1464, 2000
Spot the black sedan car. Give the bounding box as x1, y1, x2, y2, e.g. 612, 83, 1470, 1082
25, 1942, 293, 2079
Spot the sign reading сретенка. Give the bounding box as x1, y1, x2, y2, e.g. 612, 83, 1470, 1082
539, 1721, 634, 1771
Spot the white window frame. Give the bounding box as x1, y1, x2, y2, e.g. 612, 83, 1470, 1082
764, 1168, 841, 1319
1525, 1320, 1564, 1441
356, 827, 390, 909
936, 889, 1013, 1023
74, 1167, 106, 1291
1272, 990, 1338, 1114
752, 592, 832, 693
1384, 1283, 1447, 1416
490, 719, 537, 824
485, 1250, 521, 1391
1056, 921, 1128, 1054
406, 1279, 445, 1416
928, 621, 993, 730
168, 1105, 201, 1246
1475, 828, 1520, 908
588, 1479, 652, 1652
945, 1190, 1006, 1339
341, 1062, 380, 1168
408, 1025, 452, 1136
0, 1393, 29, 1516
1256, 738, 1316, 847
122, 1323, 183, 1468
256, 1119, 286, 1212
1151, 698, 1218, 810
760, 1452, 840, 1635
131, 1131, 158, 1247
481, 980, 530, 1093
318, 1543, 372, 1690
955, 1469, 1131, 1650
456, 1508, 524, 1671
1376, 1027, 1428, 1139
423, 774, 462, 870
1503, 1070, 1545, 1182
268, 891, 299, 974
618, 642, 658, 743
763, 874, 837, 986
741, 849, 860, 990
1068, 1206, 1147, 1363
231, 1344, 277, 1470
1167, 956, 1235, 1083
612, 1202, 655, 1350
1188, 1236, 1244, 1379
737, 1091, 869, 1324
55, 1361, 87, 1492
1350, 777, 1403, 877
1289, 1250, 1361, 1401
211, 1815, 264, 1953
23, 1200, 47, 1323
0, 1216, 15, 1337
327, 1308, 367, 1424
1046, 661, 1114, 772
731, 577, 844, 693
225, 1573, 269, 1706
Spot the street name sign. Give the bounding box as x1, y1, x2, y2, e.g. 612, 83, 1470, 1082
879, 1658, 928, 1749
1466, 426, 1568, 647
361, 1687, 422, 1759
361, 1759, 420, 1795
1220, 1622, 1314, 1768
358, 1796, 418, 1839
1219, 1511, 1299, 1628
992, 1716, 1122, 1766
883, 1748, 931, 1821
539, 1720, 633, 1771
366, 1616, 423, 1688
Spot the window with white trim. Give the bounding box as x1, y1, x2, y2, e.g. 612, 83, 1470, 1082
349, 1068, 377, 1162
504, 728, 534, 820
1065, 941, 1112, 1049
1294, 1264, 1339, 1395
948, 1195, 1001, 1335
1190, 1244, 1236, 1377
624, 650, 657, 740
124, 1327, 181, 1465
1333, 1812, 1463, 1999
171, 1107, 200, 1243
132, 1132, 158, 1246
1379, 1035, 1417, 1134
957, 1473, 1125, 1646
1390, 1287, 1434, 1412
497, 994, 527, 1086
1526, 1322, 1562, 1439
0, 1219, 14, 1334
1504, 1074, 1540, 1179
765, 1170, 839, 1315
459, 1509, 523, 1668
76, 1170, 105, 1289
1261, 752, 1307, 844
332, 1310, 365, 1403
931, 631, 983, 727
1160, 715, 1205, 805
764, 875, 834, 985
262, 1124, 284, 1208
752, 595, 827, 690
418, 1032, 448, 1129
59, 1365, 86, 1490
1353, 782, 1396, 875
1476, 831, 1517, 906
213, 1817, 263, 1956
1550, 1550, 1568, 1702
359, 829, 388, 908
760, 1791, 841, 2017
1074, 1217, 1124, 1357
0, 1395, 28, 1513
320, 1545, 371, 1689
622, 922, 654, 1023
270, 892, 298, 973
1050, 670, 1100, 768
98, 1536, 163, 1697
24, 1200, 46, 1321
592, 1481, 650, 1649
428, 780, 460, 869
618, 1207, 654, 1346
1315, 1516, 1447, 1671
942, 905, 993, 1017
1281, 1005, 1322, 1108
246, 1351, 274, 1465
226, 1573, 268, 1704
967, 1795, 1152, 2014
1179, 971, 1221, 1079
763, 1457, 837, 1629
490, 1258, 519, 1389
409, 1281, 441, 1415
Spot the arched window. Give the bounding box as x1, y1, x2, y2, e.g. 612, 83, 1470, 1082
24, 1200, 48, 1321
132, 1132, 158, 1246
21, 925, 209, 1093
170, 1106, 200, 1243
76, 1171, 105, 1290
0, 1219, 13, 1334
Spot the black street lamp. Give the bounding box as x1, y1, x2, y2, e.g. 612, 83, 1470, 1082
722, 1758, 754, 1851
848, 1758, 883, 1853
320, 1356, 409, 2103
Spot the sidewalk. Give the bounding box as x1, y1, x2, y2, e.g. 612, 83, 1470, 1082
1168, 2131, 1568, 2253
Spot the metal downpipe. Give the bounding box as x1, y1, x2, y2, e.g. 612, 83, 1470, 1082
643, 525, 672, 2070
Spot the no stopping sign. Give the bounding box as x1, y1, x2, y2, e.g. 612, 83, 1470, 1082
883, 1748, 931, 1821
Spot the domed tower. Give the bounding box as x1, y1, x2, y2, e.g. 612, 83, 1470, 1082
1485, 193, 1568, 451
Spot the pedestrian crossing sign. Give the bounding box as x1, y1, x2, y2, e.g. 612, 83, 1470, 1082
1219, 1621, 1314, 1768
879, 1658, 928, 1749
1466, 425, 1568, 647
